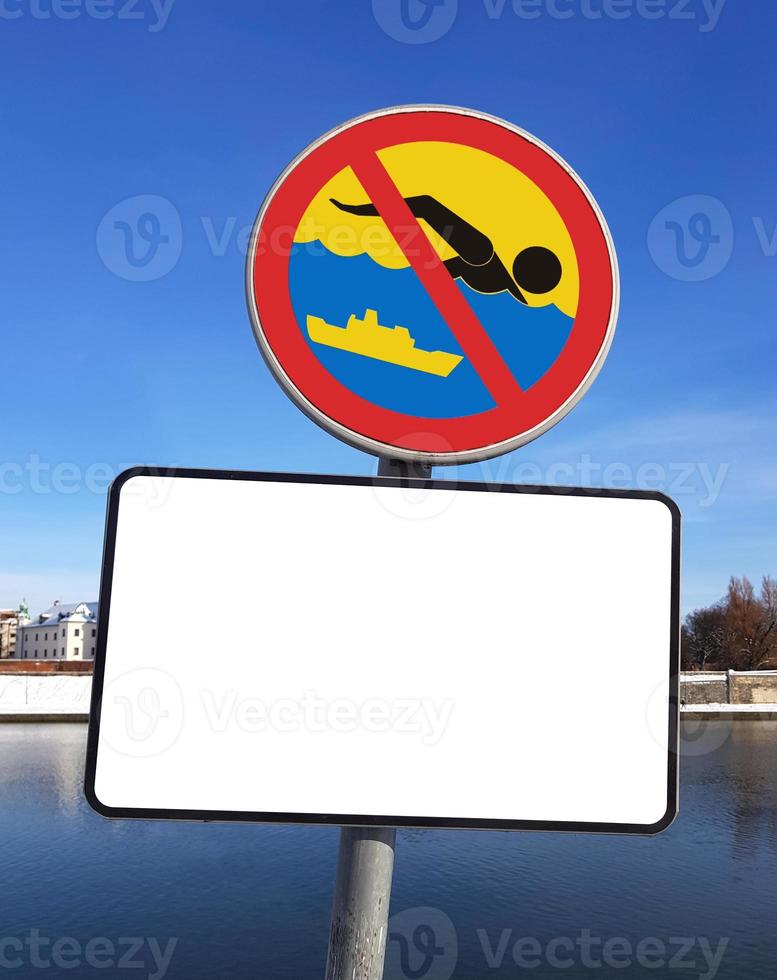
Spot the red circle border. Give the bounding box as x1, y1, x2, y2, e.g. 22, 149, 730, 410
250, 109, 615, 458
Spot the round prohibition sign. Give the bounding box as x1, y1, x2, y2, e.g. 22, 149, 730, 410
246, 105, 619, 465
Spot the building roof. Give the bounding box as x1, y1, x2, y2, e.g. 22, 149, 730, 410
22, 601, 98, 629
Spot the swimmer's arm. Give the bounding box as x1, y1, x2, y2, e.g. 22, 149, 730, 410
331, 194, 494, 266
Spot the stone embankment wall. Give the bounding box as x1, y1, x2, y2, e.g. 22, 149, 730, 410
2, 668, 776, 720
681, 670, 777, 705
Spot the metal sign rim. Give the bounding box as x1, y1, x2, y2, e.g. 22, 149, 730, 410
245, 103, 620, 465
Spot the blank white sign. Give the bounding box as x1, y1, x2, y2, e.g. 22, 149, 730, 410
86, 470, 679, 833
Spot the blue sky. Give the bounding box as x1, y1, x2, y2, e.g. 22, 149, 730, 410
1, 0, 775, 616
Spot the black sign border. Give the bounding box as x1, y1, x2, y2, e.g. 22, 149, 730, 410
85, 467, 681, 836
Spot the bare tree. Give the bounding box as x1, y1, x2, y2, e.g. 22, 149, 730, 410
681, 604, 727, 670
724, 575, 777, 670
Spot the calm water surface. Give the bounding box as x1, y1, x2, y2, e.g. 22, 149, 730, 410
2, 722, 776, 978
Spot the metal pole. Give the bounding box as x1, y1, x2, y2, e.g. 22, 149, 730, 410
323, 456, 432, 980
324, 827, 397, 980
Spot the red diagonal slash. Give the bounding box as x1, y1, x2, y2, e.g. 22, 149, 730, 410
349, 151, 524, 405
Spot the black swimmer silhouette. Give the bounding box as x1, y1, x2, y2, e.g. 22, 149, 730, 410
330, 194, 562, 304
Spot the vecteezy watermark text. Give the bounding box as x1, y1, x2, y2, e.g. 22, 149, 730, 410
0, 459, 178, 507
101, 190, 776, 295
0, 456, 114, 496
476, 928, 728, 977
0, 930, 177, 979
371, 0, 726, 44
0, 0, 176, 31
473, 453, 729, 508
103, 671, 456, 760
201, 690, 454, 747
386, 909, 729, 980
483, 0, 725, 31
0, 453, 730, 509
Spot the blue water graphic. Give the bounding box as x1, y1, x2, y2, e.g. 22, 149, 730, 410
289, 243, 573, 418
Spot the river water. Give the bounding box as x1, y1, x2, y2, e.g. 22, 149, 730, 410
1, 721, 776, 979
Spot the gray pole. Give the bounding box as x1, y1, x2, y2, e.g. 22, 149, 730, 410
324, 826, 397, 980
323, 456, 432, 980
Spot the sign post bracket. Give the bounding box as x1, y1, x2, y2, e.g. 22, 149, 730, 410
376, 457, 433, 480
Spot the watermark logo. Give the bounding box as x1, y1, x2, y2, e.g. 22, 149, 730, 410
372, 0, 458, 44
102, 667, 184, 758
372, 451, 460, 522
648, 194, 733, 282
645, 676, 732, 758
97, 194, 182, 282
679, 713, 733, 757
386, 907, 458, 980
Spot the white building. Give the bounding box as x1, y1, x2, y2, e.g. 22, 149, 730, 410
0, 602, 29, 659
14, 601, 98, 662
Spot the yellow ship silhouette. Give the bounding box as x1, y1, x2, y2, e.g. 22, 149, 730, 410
306, 309, 463, 378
